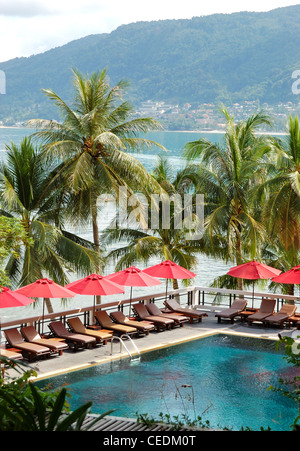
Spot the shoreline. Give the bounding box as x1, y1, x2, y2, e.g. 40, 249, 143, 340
0, 126, 28, 130
164, 129, 288, 135
0, 125, 288, 135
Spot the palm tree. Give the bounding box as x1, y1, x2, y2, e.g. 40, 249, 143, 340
183, 106, 273, 289
260, 116, 300, 251
102, 155, 202, 289
28, 69, 164, 265
258, 115, 300, 295
0, 216, 29, 287
0, 138, 102, 312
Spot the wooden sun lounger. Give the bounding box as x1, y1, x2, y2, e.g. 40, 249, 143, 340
48, 321, 96, 351
67, 317, 113, 344
284, 312, 300, 328
164, 298, 208, 323
215, 298, 247, 324
133, 303, 174, 331
247, 299, 276, 326
20, 326, 69, 356
146, 303, 189, 327
263, 304, 297, 327
110, 311, 155, 335
0, 347, 23, 376
95, 311, 137, 336
4, 328, 51, 362
0, 347, 23, 361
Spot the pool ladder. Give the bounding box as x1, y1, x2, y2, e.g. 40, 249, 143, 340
110, 334, 141, 362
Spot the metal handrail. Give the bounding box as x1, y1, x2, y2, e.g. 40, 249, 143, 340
110, 334, 140, 361
121, 334, 141, 360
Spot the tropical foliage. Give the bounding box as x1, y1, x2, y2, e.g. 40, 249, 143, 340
28, 69, 164, 265
260, 115, 300, 256
0, 216, 30, 286
183, 107, 273, 289
0, 359, 113, 431
2, 66, 300, 432
249, 115, 300, 295
2, 68, 300, 298
271, 334, 300, 431
102, 155, 202, 289
0, 137, 101, 309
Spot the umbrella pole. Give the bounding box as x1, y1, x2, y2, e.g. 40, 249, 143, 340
166, 279, 168, 302
93, 295, 96, 325
0, 317, 2, 377
252, 281, 255, 308
42, 298, 45, 335
130, 287, 133, 316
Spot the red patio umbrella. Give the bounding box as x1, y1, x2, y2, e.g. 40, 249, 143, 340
144, 260, 196, 279
107, 266, 161, 312
0, 286, 35, 352
227, 261, 281, 280
271, 265, 300, 298
143, 260, 196, 300
16, 278, 76, 333
227, 260, 281, 307
0, 286, 35, 308
16, 278, 76, 299
271, 265, 300, 285
65, 273, 125, 324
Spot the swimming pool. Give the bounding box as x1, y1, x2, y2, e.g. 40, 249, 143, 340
36, 334, 298, 431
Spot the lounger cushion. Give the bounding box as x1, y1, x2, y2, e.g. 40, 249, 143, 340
21, 326, 69, 352
0, 348, 23, 360
165, 298, 206, 317
215, 299, 247, 318
133, 303, 174, 326
95, 311, 137, 333
248, 312, 272, 321
110, 311, 155, 331
264, 304, 297, 324
49, 321, 96, 344
4, 328, 50, 355
265, 313, 290, 323
67, 317, 113, 341
146, 303, 189, 322
247, 299, 276, 322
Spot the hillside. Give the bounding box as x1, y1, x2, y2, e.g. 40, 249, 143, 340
0, 5, 300, 124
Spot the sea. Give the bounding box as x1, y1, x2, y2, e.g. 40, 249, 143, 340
0, 127, 240, 320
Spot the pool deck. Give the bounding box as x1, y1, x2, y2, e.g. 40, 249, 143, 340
6, 305, 298, 381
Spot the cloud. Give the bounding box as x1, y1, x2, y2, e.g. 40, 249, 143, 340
0, 0, 298, 63
0, 0, 58, 17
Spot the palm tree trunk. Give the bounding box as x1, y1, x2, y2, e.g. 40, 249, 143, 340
172, 279, 179, 290
235, 234, 244, 291
172, 278, 180, 302
287, 284, 295, 305
44, 298, 54, 313
91, 196, 101, 305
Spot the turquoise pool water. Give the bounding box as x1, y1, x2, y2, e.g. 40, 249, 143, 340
36, 334, 299, 431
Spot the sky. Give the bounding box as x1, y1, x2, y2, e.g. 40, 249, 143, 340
0, 0, 299, 63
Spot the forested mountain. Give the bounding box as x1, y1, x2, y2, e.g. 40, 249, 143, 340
0, 5, 300, 123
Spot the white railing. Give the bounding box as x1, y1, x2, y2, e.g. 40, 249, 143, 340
1, 285, 299, 336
